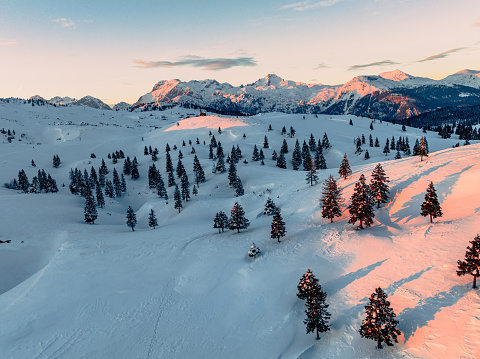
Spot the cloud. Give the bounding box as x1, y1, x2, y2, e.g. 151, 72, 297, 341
52, 18, 76, 28
416, 48, 467, 62
348, 60, 398, 71
134, 56, 257, 71
474, 21, 480, 27
314, 63, 329, 70
281, 0, 343, 11
0, 38, 17, 46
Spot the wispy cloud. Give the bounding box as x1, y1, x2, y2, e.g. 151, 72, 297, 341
0, 38, 17, 46
52, 18, 76, 29
417, 48, 466, 62
281, 0, 343, 11
314, 63, 329, 70
134, 56, 257, 71
348, 60, 398, 71
474, 21, 480, 27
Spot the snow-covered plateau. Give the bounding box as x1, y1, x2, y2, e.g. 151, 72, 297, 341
0, 99, 479, 358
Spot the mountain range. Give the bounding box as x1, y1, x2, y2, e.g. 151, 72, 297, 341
30, 69, 480, 120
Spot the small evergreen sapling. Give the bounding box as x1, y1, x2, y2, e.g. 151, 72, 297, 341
248, 243, 260, 258
420, 182, 442, 223
271, 209, 286, 242
305, 155, 318, 186
457, 234, 480, 288
338, 154, 352, 180
126, 206, 137, 231
359, 287, 401, 349
264, 198, 277, 215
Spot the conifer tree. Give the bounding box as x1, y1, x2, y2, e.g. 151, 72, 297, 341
228, 160, 238, 187
375, 137, 380, 147
370, 164, 390, 208
126, 206, 137, 231
30, 176, 40, 193
302, 141, 310, 171
215, 156, 226, 173
228, 202, 250, 233
364, 150, 370, 160
297, 269, 318, 300
18, 169, 29, 193
418, 136, 428, 161
359, 287, 401, 349
234, 177, 244, 197
84, 191, 98, 224
192, 184, 198, 196
174, 185, 182, 213
308, 133, 316, 151
165, 151, 173, 173
100, 158, 108, 175
123, 157, 132, 175
259, 149, 265, 160
213, 211, 229, 233
271, 209, 286, 242
131, 157, 139, 179
176, 157, 185, 178
113, 168, 122, 197
348, 174, 375, 229
216, 142, 224, 158
121, 174, 127, 192
338, 154, 352, 180
248, 243, 260, 258
306, 155, 318, 186
276, 151, 287, 169
148, 164, 159, 189
281, 139, 288, 154
457, 234, 480, 288
148, 209, 158, 229
383, 139, 390, 155
96, 182, 105, 208
420, 182, 442, 223
394, 150, 401, 160
263, 135, 269, 149
252, 145, 260, 162
105, 180, 115, 198
272, 150, 278, 161
292, 140, 302, 170
369, 134, 374, 147
322, 133, 331, 149
304, 284, 330, 340
264, 198, 277, 215
156, 175, 167, 198
168, 171, 176, 187
320, 175, 343, 223
193, 155, 206, 185
53, 154, 61, 168
181, 172, 190, 201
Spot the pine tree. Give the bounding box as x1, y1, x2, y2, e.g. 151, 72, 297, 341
193, 155, 206, 184
165, 151, 173, 173
168, 171, 176, 187
30, 176, 40, 193
181, 172, 190, 201
369, 134, 374, 147
131, 157, 139, 179
192, 184, 198, 196
18, 169, 29, 193
176, 157, 185, 178
228, 202, 250, 233
418, 136, 428, 161
394, 150, 401, 160
248, 243, 260, 258
338, 154, 352, 180
215, 156, 226, 173
292, 140, 302, 170
364, 150, 370, 160
264, 198, 277, 215
113, 168, 122, 197
234, 177, 244, 197
348, 174, 375, 229
322, 133, 330, 149
272, 150, 278, 161
302, 141, 310, 171
213, 211, 229, 233
271, 209, 286, 242
156, 175, 167, 198
148, 209, 158, 229
252, 145, 260, 162
320, 175, 343, 223
457, 234, 480, 288
297, 269, 318, 300
281, 139, 288, 154
276, 151, 287, 169
306, 155, 318, 186
420, 182, 442, 223
308, 133, 316, 151
84, 191, 98, 224
126, 206, 137, 231
383, 139, 390, 155
359, 287, 401, 349
304, 284, 330, 340
263, 135, 269, 148
121, 174, 127, 192
370, 164, 390, 208
53, 154, 61, 168
228, 160, 237, 187
259, 149, 265, 160
96, 182, 105, 208
105, 180, 115, 198
174, 185, 182, 213
375, 137, 380, 147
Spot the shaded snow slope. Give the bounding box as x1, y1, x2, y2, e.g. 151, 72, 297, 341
0, 101, 479, 358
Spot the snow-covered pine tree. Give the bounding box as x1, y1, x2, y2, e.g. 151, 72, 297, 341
252, 145, 259, 162
96, 182, 105, 208
457, 234, 480, 288
359, 287, 401, 349
213, 211, 229, 233
193, 155, 206, 185
271, 209, 286, 242
263, 135, 269, 148
297, 269, 318, 300
338, 154, 352, 180
176, 157, 185, 178
420, 181, 442, 223
322, 132, 330, 149
248, 243, 260, 258
418, 136, 428, 161
305, 155, 318, 186
272, 150, 278, 161
53, 154, 61, 168
308, 133, 316, 151
370, 163, 390, 208
30, 176, 40, 193
304, 283, 330, 340
216, 142, 224, 158
84, 190, 98, 224
123, 157, 132, 175
156, 175, 167, 198
320, 175, 343, 223
281, 139, 288, 154
165, 151, 173, 173
121, 174, 127, 193
292, 140, 302, 170
181, 172, 190, 201
105, 180, 115, 198
174, 185, 182, 213
234, 177, 244, 197
228, 160, 237, 187
113, 168, 122, 197
126, 206, 137, 231
364, 150, 370, 160
215, 156, 226, 173
131, 157, 139, 179
348, 174, 375, 229
148, 209, 158, 229
302, 141, 310, 171
264, 198, 277, 215
192, 184, 198, 196
228, 202, 250, 233
18, 169, 29, 193
383, 139, 390, 155
168, 171, 176, 187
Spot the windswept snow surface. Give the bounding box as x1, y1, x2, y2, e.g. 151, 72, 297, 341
0, 100, 479, 358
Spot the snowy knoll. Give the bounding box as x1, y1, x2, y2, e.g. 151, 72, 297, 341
0, 101, 479, 358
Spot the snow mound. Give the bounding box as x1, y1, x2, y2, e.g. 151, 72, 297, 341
165, 115, 248, 131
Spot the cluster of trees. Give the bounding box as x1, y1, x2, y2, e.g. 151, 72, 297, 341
275, 132, 330, 170
6, 169, 58, 193
107, 149, 125, 163
296, 270, 401, 348
213, 202, 250, 233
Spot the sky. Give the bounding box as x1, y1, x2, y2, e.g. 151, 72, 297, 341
1, 0, 480, 105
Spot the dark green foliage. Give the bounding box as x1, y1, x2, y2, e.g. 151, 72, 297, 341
302, 141, 310, 171
53, 154, 61, 168
96, 182, 105, 208
174, 185, 182, 213
148, 209, 158, 229
263, 135, 269, 148
320, 175, 343, 223
264, 198, 277, 215
420, 182, 442, 223
131, 157, 139, 179
248, 243, 260, 258
338, 154, 352, 180
228, 161, 237, 187
359, 287, 401, 349
126, 206, 137, 231
181, 172, 190, 201
228, 202, 250, 233
271, 209, 286, 242
348, 174, 375, 229
305, 155, 318, 186
213, 211, 229, 233
292, 140, 302, 170
84, 191, 98, 224
276, 151, 287, 169
457, 234, 480, 288
281, 139, 288, 154
370, 164, 389, 208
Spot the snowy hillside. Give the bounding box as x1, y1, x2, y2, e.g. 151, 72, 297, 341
0, 100, 479, 358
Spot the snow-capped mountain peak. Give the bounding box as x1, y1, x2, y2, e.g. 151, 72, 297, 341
378, 69, 412, 81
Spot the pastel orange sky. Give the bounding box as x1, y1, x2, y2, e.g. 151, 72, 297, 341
1, 0, 480, 105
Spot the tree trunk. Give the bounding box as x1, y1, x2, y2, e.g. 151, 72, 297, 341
316, 329, 320, 340
237, 228, 240, 233
330, 218, 333, 223
473, 275, 477, 289
430, 214, 433, 223
359, 219, 363, 230
377, 339, 382, 349
377, 201, 380, 209
131, 225, 134, 232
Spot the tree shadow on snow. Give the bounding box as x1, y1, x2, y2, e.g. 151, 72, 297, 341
323, 259, 389, 296
398, 284, 471, 341
385, 266, 433, 297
